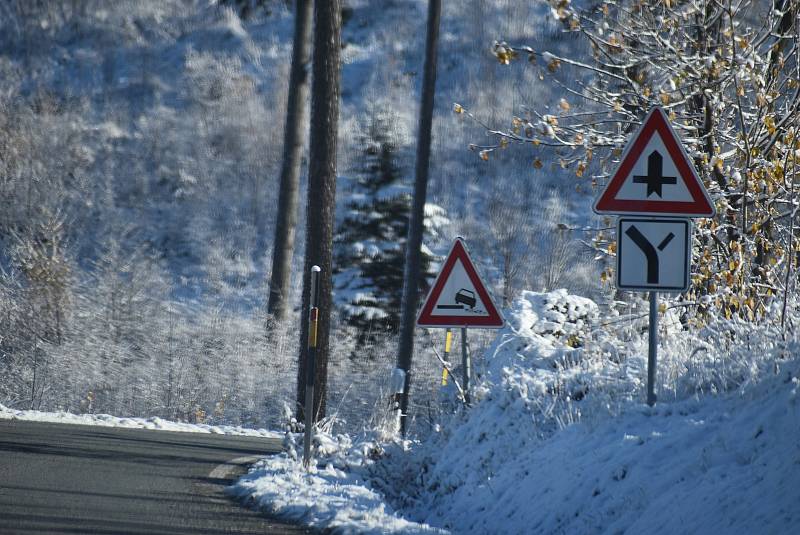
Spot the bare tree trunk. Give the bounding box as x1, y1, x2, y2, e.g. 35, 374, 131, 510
396, 0, 442, 436
295, 0, 341, 422
267, 0, 314, 321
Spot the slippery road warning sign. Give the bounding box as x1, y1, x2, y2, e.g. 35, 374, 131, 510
594, 107, 715, 218
617, 218, 691, 292
417, 238, 504, 328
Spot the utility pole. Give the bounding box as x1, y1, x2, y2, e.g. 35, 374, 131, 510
395, 0, 442, 437
267, 0, 313, 322
295, 0, 342, 422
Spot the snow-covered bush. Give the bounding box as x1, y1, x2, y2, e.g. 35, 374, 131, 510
322, 289, 792, 532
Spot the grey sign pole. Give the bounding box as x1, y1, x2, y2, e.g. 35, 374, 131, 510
303, 265, 321, 468
461, 327, 471, 405
647, 291, 658, 406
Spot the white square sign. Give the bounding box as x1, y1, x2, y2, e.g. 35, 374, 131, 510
616, 218, 691, 292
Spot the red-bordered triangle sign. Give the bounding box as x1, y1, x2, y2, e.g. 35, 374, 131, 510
594, 106, 715, 218
417, 238, 504, 329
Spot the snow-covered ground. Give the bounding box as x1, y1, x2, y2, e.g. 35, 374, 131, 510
231, 290, 800, 534
0, 404, 279, 437
230, 433, 443, 535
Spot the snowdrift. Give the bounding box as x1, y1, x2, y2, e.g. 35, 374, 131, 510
233, 290, 800, 534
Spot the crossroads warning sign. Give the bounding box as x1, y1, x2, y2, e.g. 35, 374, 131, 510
416, 238, 504, 328
594, 107, 715, 218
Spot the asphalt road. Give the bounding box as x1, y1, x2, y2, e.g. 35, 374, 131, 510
0, 420, 314, 534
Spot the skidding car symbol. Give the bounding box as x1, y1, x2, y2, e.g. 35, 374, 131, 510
436, 288, 478, 310
455, 289, 476, 309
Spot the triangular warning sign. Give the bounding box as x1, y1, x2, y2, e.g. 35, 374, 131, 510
594, 106, 715, 218
417, 238, 504, 329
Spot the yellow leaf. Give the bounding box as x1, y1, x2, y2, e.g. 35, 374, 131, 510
658, 303, 667, 313
453, 103, 464, 114
559, 98, 571, 112
479, 150, 490, 161
659, 92, 670, 105
576, 162, 586, 177
533, 158, 543, 169
765, 115, 776, 135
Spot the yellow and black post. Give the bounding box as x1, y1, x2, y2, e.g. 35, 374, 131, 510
441, 329, 452, 386
303, 265, 322, 468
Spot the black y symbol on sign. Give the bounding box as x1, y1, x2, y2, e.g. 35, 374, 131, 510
624, 226, 675, 283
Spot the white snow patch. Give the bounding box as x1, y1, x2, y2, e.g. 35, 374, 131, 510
0, 405, 279, 437
230, 432, 444, 534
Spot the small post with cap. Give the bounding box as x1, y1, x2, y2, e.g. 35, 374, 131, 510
303, 265, 321, 468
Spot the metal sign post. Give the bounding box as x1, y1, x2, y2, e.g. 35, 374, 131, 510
303, 265, 321, 468
647, 291, 658, 406
461, 328, 471, 405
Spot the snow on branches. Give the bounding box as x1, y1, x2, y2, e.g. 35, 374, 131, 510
473, 0, 800, 325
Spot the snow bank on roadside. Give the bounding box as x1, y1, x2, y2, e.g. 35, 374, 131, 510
0, 405, 280, 437
377, 290, 800, 533
391, 357, 800, 534
229, 432, 444, 534
231, 289, 800, 534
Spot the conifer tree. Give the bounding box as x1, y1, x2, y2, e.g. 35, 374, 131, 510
334, 114, 435, 346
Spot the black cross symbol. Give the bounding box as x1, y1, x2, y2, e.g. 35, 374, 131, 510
633, 151, 676, 198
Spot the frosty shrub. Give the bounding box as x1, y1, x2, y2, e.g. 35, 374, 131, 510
471, 0, 800, 325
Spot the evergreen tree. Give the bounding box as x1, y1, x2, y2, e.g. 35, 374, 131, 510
335, 114, 435, 346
